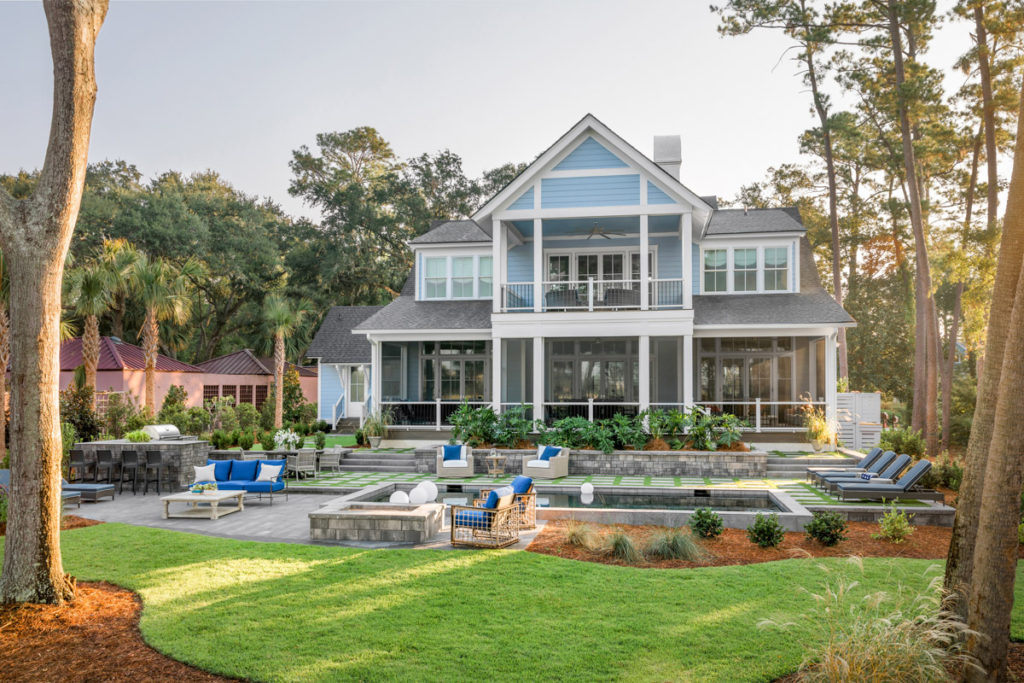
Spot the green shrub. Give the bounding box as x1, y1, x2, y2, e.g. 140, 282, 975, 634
104, 392, 140, 438
259, 433, 275, 451
645, 528, 706, 561
607, 413, 646, 450
314, 431, 327, 449
448, 402, 498, 446
236, 403, 260, 432
927, 453, 963, 491
564, 519, 598, 549
874, 501, 914, 543
206, 397, 238, 433
124, 430, 151, 443
804, 510, 848, 547
689, 507, 724, 539
747, 513, 785, 548
238, 432, 254, 451
354, 428, 365, 447
210, 429, 228, 450
1018, 522, 1024, 545
61, 422, 77, 472
682, 407, 746, 451
313, 419, 330, 433
607, 528, 643, 563
59, 384, 101, 442
229, 429, 242, 448
0, 491, 7, 524
493, 404, 533, 448
642, 409, 672, 445
879, 427, 926, 459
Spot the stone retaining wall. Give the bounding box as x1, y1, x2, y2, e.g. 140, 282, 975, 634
413, 448, 766, 478
309, 501, 444, 543
75, 439, 211, 489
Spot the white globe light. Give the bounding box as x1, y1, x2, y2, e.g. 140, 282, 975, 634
409, 487, 428, 505
420, 480, 439, 501
389, 490, 410, 504
581, 482, 594, 495
580, 492, 595, 506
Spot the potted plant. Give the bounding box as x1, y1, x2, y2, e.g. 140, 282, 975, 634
803, 405, 837, 452
362, 409, 391, 448
273, 428, 302, 451
191, 482, 218, 495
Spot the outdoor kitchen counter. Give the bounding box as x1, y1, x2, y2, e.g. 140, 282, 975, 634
74, 438, 212, 489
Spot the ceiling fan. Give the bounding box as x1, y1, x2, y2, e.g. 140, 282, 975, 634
580, 221, 626, 240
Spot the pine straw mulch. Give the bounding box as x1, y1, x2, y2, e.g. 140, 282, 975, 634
0, 514, 104, 538
0, 581, 236, 683
526, 519, 1004, 569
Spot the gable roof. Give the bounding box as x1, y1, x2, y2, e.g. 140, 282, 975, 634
410, 219, 491, 245
471, 114, 715, 226
354, 297, 492, 332
196, 349, 317, 378
305, 306, 385, 363
60, 337, 202, 373
705, 207, 805, 236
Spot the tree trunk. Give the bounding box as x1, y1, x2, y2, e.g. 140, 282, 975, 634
975, 4, 999, 247
926, 295, 940, 455
941, 282, 962, 453
963, 96, 1024, 678
274, 333, 284, 429
111, 292, 124, 340
142, 308, 158, 414
0, 0, 107, 605
82, 313, 99, 406
946, 84, 1024, 619
0, 303, 8, 464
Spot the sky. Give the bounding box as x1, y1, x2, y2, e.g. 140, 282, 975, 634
1, 0, 970, 220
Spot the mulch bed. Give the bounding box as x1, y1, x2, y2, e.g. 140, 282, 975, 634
0, 581, 235, 683
0, 514, 103, 538
528, 519, 975, 569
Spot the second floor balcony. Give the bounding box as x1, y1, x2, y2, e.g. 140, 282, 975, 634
500, 277, 686, 312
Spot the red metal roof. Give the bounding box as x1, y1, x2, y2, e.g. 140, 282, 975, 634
60, 337, 202, 373
196, 349, 317, 377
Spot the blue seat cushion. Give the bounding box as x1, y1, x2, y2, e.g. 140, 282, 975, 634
257, 459, 286, 482
443, 445, 464, 461
63, 483, 115, 492
242, 480, 285, 493
540, 446, 561, 461
207, 459, 232, 482
454, 509, 492, 527
61, 491, 80, 500
216, 480, 248, 490
511, 475, 533, 494
229, 459, 259, 482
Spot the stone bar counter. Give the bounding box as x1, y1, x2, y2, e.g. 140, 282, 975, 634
73, 438, 211, 490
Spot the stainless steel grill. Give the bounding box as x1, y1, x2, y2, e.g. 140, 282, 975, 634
142, 424, 182, 441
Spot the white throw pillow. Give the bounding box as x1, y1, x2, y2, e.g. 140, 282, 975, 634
256, 464, 282, 482
193, 464, 216, 483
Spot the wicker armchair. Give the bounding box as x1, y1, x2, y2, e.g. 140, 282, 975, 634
288, 449, 317, 479
451, 487, 520, 548
436, 444, 474, 478
523, 446, 569, 479
477, 475, 536, 530
318, 449, 342, 473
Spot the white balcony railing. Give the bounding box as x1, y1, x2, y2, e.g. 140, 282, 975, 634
500, 277, 685, 312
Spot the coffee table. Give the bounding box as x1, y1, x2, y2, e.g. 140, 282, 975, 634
161, 490, 244, 520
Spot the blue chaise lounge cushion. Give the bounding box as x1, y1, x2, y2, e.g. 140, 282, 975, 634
229, 459, 258, 482
540, 446, 561, 461
510, 475, 533, 494
443, 445, 464, 461
207, 459, 232, 482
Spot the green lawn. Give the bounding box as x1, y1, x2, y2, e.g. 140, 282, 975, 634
14, 524, 1023, 682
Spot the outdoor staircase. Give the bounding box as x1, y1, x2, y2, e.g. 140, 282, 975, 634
336, 451, 418, 473
332, 418, 360, 433
765, 455, 858, 479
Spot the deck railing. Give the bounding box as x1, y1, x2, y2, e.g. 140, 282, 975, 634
693, 400, 824, 433
381, 400, 491, 430
500, 277, 685, 312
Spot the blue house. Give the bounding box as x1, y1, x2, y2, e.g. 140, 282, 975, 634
306, 115, 854, 433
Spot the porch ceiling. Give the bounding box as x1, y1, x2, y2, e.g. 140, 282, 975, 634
511, 214, 679, 238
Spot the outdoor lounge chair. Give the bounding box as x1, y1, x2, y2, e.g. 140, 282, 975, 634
450, 485, 520, 548
835, 460, 943, 502
287, 449, 317, 479
436, 444, 474, 478
804, 447, 884, 482
318, 449, 342, 473
1, 469, 84, 509
809, 450, 894, 486
522, 445, 569, 479
477, 475, 536, 530
822, 453, 912, 492
61, 478, 115, 503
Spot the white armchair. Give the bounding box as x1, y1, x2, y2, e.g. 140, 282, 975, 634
523, 445, 569, 479
436, 444, 475, 478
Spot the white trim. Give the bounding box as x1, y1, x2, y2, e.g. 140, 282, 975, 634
702, 231, 805, 240
491, 336, 502, 410
638, 335, 650, 411
682, 212, 693, 309
533, 219, 543, 313
532, 336, 544, 423
419, 252, 494, 302
497, 205, 686, 220
544, 167, 639, 178
693, 325, 851, 336
698, 242, 796, 295
682, 334, 694, 407
364, 329, 492, 342
520, 230, 680, 242
492, 309, 693, 338
412, 242, 493, 250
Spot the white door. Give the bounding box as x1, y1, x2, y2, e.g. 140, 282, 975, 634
348, 366, 366, 420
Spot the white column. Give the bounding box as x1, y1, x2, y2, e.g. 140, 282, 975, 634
683, 334, 694, 408
532, 336, 544, 423
370, 340, 382, 415
532, 218, 543, 312
825, 332, 838, 421
638, 335, 650, 411
682, 212, 693, 309
492, 219, 503, 313
640, 214, 650, 310
491, 337, 502, 411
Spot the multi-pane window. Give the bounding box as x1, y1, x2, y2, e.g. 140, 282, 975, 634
452, 257, 475, 298
733, 249, 758, 291
478, 257, 493, 297
239, 385, 253, 405
424, 257, 448, 299
704, 249, 727, 292
221, 385, 237, 404
381, 343, 404, 399
350, 368, 365, 402
203, 385, 220, 403
602, 254, 624, 281
420, 341, 489, 400
547, 255, 570, 282
254, 385, 268, 410
764, 247, 789, 291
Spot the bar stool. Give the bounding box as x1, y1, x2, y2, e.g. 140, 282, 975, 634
94, 450, 115, 483
119, 450, 141, 494
143, 450, 170, 495
68, 449, 89, 483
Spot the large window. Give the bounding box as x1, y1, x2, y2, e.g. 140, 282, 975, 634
733, 249, 758, 292
697, 337, 796, 403
421, 254, 493, 300
546, 338, 637, 402
452, 257, 474, 298
479, 256, 493, 297
546, 248, 656, 284
704, 249, 727, 292
764, 247, 789, 290
350, 368, 365, 402
424, 257, 448, 299
381, 343, 405, 400
420, 341, 489, 401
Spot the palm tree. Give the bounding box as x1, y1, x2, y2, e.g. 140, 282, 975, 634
98, 238, 139, 339
66, 262, 112, 405
130, 254, 199, 413
263, 294, 309, 429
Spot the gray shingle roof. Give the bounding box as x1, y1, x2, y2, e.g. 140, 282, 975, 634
355, 298, 492, 331
409, 220, 491, 245
694, 238, 854, 326
305, 306, 385, 363
706, 207, 805, 236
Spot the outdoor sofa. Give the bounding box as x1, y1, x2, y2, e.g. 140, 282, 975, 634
821, 454, 912, 492
197, 458, 288, 504
523, 445, 569, 479
834, 460, 942, 501
436, 444, 474, 478
809, 450, 895, 487
478, 475, 536, 529
450, 484, 520, 548
805, 447, 883, 482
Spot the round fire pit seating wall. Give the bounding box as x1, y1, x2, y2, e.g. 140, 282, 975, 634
413, 448, 768, 478
74, 439, 212, 490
